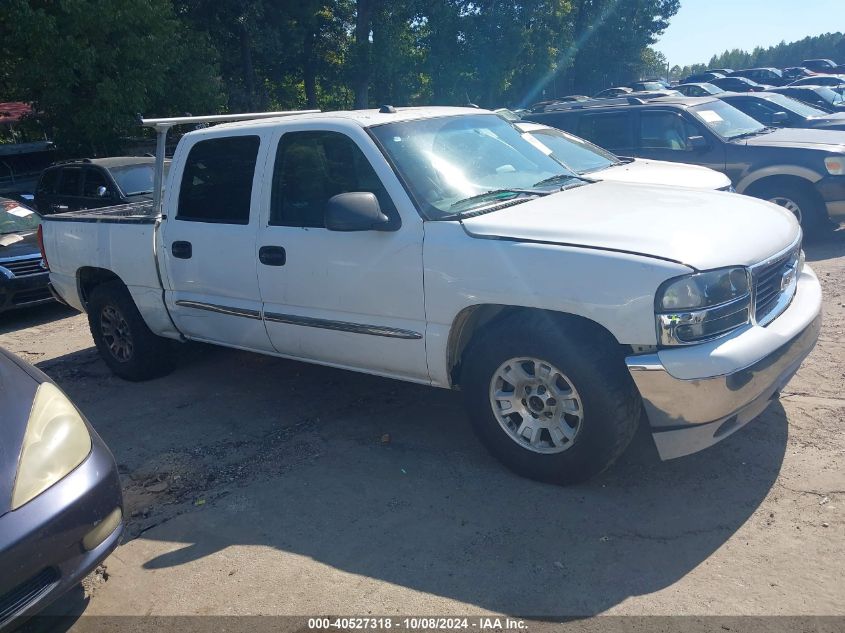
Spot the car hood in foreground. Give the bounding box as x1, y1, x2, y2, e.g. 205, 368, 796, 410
595, 159, 731, 190
0, 348, 40, 518
460, 180, 799, 270
742, 126, 845, 150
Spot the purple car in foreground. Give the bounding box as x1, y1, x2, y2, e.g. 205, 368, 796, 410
0, 347, 123, 630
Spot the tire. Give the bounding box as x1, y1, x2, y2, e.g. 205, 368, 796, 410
461, 312, 641, 485
87, 281, 173, 381
755, 181, 829, 237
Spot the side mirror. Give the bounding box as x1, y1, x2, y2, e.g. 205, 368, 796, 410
771, 111, 789, 125
96, 186, 109, 198
687, 135, 708, 151
325, 192, 392, 232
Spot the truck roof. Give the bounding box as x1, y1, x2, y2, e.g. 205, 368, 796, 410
207, 106, 488, 133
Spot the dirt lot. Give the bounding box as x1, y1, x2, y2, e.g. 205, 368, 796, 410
2, 231, 844, 620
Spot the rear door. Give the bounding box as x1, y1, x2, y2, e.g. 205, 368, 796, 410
255, 124, 428, 382
635, 109, 727, 172
160, 131, 274, 352
574, 111, 637, 156
54, 166, 85, 212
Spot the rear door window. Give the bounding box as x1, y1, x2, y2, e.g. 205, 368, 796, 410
576, 113, 634, 153
37, 168, 59, 194
177, 136, 260, 224
57, 167, 82, 196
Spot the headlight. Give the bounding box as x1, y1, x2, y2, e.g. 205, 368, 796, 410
12, 382, 91, 510
824, 156, 844, 175
655, 267, 751, 345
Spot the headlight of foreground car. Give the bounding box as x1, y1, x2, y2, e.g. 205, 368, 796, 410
12, 382, 92, 510
824, 156, 844, 176
655, 267, 751, 345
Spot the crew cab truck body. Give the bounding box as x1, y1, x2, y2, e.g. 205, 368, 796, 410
41, 107, 822, 484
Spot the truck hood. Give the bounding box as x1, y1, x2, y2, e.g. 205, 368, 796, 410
460, 180, 799, 270
741, 127, 845, 151
595, 159, 731, 191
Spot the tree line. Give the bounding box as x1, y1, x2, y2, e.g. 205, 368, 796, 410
0, 0, 679, 154
674, 31, 845, 79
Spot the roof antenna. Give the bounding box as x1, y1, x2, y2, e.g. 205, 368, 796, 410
464, 91, 479, 108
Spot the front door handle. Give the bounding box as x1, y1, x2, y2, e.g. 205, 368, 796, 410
259, 245, 286, 266
171, 241, 192, 259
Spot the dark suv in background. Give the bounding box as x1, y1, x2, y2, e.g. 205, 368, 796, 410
34, 157, 165, 215
525, 96, 845, 234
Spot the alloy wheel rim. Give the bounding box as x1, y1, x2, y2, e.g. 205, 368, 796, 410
100, 305, 134, 362
489, 357, 584, 454
769, 196, 802, 224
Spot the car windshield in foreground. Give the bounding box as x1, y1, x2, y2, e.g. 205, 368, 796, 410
690, 101, 767, 139
370, 114, 584, 219
523, 128, 619, 174
765, 93, 827, 118
0, 200, 40, 234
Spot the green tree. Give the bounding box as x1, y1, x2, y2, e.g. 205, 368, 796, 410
677, 32, 844, 79
0, 0, 222, 155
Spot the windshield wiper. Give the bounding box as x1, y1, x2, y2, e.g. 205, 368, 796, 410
532, 173, 583, 187
729, 127, 776, 141
449, 188, 547, 210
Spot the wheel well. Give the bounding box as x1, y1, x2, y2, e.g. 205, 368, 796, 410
77, 267, 124, 309
447, 305, 621, 389
744, 174, 820, 202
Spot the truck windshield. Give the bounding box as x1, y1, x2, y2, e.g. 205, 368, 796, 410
690, 101, 767, 140
765, 94, 826, 118
110, 162, 170, 196
369, 114, 581, 219
522, 127, 620, 174
0, 200, 40, 234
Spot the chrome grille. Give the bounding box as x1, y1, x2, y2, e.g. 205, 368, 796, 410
752, 245, 800, 325
0, 257, 45, 277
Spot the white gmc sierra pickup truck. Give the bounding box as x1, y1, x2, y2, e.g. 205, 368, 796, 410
40, 107, 822, 484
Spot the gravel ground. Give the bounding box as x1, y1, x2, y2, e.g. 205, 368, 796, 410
1, 229, 843, 621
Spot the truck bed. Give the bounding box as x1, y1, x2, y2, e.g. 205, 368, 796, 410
43, 201, 157, 223
41, 200, 180, 339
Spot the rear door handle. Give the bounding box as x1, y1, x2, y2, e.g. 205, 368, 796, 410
171, 241, 192, 259
259, 245, 286, 266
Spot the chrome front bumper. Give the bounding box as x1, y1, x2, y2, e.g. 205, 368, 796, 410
627, 266, 822, 460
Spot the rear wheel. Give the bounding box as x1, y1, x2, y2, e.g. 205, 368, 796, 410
87, 281, 173, 381
461, 313, 641, 485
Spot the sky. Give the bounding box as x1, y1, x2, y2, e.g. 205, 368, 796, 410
655, 0, 843, 68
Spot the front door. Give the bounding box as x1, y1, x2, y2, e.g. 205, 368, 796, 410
256, 126, 428, 382
160, 132, 274, 352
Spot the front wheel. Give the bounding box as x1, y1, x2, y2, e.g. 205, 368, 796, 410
756, 182, 828, 237
461, 313, 642, 485
87, 281, 173, 381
